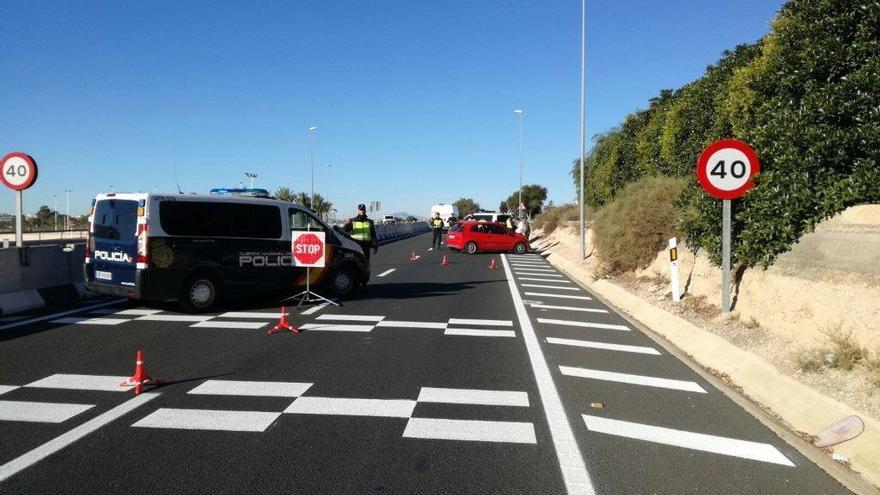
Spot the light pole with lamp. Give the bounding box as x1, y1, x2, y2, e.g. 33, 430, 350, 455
244, 172, 257, 188
309, 126, 317, 210
53, 194, 58, 231
326, 164, 332, 221
64, 189, 70, 231
514, 108, 524, 218
579, 0, 587, 259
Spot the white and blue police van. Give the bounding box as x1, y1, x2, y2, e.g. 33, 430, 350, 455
84, 190, 370, 312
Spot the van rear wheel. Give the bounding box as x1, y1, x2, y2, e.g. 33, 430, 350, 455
179, 274, 219, 313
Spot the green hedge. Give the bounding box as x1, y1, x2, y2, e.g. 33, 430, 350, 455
574, 0, 880, 267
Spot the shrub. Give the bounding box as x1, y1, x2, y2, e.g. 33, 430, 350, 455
532, 203, 578, 235
592, 176, 687, 273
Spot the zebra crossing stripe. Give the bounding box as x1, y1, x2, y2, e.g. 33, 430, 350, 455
284, 397, 416, 418
402, 418, 536, 444
188, 380, 313, 397
525, 292, 591, 300
132, 408, 281, 432
375, 320, 447, 329
444, 328, 516, 338
537, 318, 628, 331
25, 374, 134, 392
50, 317, 129, 326
136, 314, 213, 322
190, 321, 268, 329
218, 312, 286, 319
417, 387, 529, 407
316, 314, 386, 322
447, 318, 513, 327
560, 366, 706, 393
582, 415, 794, 466
0, 400, 94, 423
529, 304, 607, 314
546, 337, 661, 355
521, 284, 580, 291
0, 385, 20, 396
299, 323, 374, 332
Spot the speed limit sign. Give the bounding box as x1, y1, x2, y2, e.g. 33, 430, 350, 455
696, 139, 759, 200
1, 152, 39, 191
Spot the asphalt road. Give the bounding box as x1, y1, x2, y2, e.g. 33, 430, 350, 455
0, 233, 852, 494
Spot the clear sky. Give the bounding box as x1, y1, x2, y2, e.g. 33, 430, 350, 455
1, 0, 784, 218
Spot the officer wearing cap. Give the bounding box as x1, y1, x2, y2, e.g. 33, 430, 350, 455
344, 204, 378, 261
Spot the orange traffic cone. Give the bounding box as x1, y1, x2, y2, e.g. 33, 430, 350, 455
410, 251, 417, 261
440, 255, 449, 267
119, 350, 159, 395
488, 257, 497, 270
268, 306, 299, 335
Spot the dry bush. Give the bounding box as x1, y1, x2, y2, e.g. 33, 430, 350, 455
532, 204, 579, 234
796, 330, 873, 374
679, 294, 721, 319
592, 176, 686, 274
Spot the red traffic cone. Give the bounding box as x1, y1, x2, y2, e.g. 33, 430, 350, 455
410, 251, 417, 261
268, 306, 299, 334
488, 257, 497, 270
440, 255, 449, 267
119, 350, 159, 395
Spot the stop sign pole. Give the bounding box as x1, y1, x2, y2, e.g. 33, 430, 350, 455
1, 152, 39, 248
697, 139, 760, 313
288, 228, 339, 307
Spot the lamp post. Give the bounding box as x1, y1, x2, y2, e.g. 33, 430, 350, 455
514, 109, 524, 218
309, 126, 317, 210
64, 189, 71, 231
579, 0, 587, 259
53, 194, 58, 231
326, 164, 332, 221
244, 172, 257, 188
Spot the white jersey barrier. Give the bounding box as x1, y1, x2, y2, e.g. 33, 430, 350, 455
374, 222, 429, 242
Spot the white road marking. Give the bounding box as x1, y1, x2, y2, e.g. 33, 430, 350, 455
516, 271, 563, 277
0, 299, 125, 332
375, 320, 447, 329
132, 408, 280, 432
518, 277, 571, 283
26, 374, 134, 392
114, 309, 163, 316
377, 268, 396, 277
188, 380, 313, 397
582, 415, 795, 466
0, 400, 94, 423
447, 318, 513, 327
284, 397, 416, 418
510, 261, 548, 265
521, 284, 581, 291
560, 366, 706, 393
537, 318, 629, 332
529, 304, 608, 314
316, 314, 386, 322
444, 328, 516, 338
0, 392, 159, 482
417, 387, 529, 407
403, 418, 536, 444
0, 385, 19, 396
136, 314, 213, 322
190, 320, 268, 329
546, 337, 661, 355
501, 255, 595, 494
300, 323, 374, 332
300, 302, 330, 315
525, 292, 592, 301
514, 267, 557, 273
50, 317, 129, 326
218, 311, 286, 319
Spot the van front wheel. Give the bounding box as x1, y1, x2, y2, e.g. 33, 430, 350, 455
179, 274, 219, 313
329, 266, 356, 297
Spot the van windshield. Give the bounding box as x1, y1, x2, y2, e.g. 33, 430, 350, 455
93, 199, 138, 240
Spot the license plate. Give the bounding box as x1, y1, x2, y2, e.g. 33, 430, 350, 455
95, 270, 112, 281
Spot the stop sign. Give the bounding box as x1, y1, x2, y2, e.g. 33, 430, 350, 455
292, 232, 326, 267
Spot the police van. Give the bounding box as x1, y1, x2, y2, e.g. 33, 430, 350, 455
84, 192, 370, 312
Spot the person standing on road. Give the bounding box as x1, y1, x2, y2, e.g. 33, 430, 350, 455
429, 212, 444, 250
344, 204, 378, 261
505, 216, 515, 230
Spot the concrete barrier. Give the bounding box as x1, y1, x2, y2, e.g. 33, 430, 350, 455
0, 244, 86, 315
375, 222, 428, 244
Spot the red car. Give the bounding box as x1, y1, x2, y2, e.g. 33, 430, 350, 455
445, 221, 530, 255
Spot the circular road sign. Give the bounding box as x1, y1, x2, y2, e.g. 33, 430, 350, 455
292, 232, 325, 266
1, 152, 39, 191
696, 139, 760, 200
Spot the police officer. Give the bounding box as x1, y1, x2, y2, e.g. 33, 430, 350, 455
344, 204, 378, 261
429, 212, 445, 250
505, 215, 515, 230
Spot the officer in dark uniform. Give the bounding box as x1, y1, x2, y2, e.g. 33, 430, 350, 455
429, 212, 445, 250
344, 204, 378, 261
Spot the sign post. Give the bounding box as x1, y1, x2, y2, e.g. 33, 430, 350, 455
289, 230, 338, 307
1, 152, 39, 248
668, 237, 680, 302
697, 139, 759, 313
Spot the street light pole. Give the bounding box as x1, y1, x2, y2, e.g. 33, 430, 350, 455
64, 189, 70, 231
309, 126, 317, 210
579, 0, 587, 259
326, 164, 332, 221
53, 194, 57, 231
514, 109, 524, 218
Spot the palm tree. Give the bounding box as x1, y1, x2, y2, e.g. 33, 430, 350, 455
275, 187, 295, 203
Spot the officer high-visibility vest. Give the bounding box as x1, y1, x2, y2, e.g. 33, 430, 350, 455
431, 218, 444, 228
351, 221, 372, 241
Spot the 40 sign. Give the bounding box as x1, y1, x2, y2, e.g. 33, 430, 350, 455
1, 152, 39, 191
291, 231, 326, 267
697, 139, 760, 200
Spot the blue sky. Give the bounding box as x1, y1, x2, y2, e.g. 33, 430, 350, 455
1, 0, 784, 218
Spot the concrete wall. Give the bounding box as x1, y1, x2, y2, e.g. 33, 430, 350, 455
0, 244, 86, 315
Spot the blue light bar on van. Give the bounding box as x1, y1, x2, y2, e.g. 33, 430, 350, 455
209, 188, 271, 197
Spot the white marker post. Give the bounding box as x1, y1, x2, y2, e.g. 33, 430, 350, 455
697, 140, 760, 313
668, 237, 680, 302
1, 153, 39, 248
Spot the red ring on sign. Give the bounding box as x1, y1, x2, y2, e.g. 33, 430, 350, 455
1, 152, 39, 191
696, 139, 760, 200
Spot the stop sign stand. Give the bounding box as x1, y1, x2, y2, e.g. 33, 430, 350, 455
1, 152, 39, 248
696, 139, 760, 313
288, 227, 339, 307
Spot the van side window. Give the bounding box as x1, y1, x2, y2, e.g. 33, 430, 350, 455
160, 202, 282, 239
289, 209, 325, 232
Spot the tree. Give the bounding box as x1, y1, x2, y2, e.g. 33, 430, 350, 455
275, 187, 294, 202
453, 198, 480, 218
498, 201, 509, 214
505, 184, 548, 218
